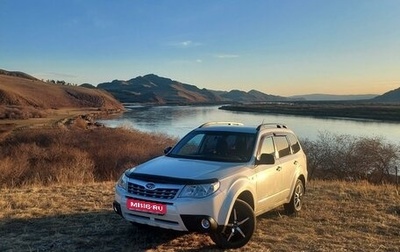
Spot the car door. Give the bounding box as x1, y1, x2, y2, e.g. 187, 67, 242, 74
255, 135, 283, 212
273, 135, 296, 201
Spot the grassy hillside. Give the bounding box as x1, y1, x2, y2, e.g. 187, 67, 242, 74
0, 73, 124, 120
0, 180, 399, 251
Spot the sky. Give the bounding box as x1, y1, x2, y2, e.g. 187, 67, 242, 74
1, 0, 400, 96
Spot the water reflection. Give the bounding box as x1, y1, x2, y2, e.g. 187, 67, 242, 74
99, 105, 400, 144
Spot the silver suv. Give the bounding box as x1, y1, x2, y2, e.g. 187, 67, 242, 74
113, 122, 307, 248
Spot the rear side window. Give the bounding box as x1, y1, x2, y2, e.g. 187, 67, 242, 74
287, 133, 301, 154
274, 136, 291, 158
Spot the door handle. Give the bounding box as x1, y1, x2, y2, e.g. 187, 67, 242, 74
294, 161, 298, 165
276, 166, 282, 171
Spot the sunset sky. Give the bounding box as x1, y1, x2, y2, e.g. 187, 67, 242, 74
1, 0, 399, 96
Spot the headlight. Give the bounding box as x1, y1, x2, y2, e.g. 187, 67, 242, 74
117, 173, 128, 191
179, 181, 220, 198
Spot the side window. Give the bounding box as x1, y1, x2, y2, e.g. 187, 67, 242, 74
287, 133, 301, 154
259, 136, 275, 157
274, 135, 291, 158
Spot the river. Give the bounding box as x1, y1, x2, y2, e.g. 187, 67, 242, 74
99, 105, 400, 143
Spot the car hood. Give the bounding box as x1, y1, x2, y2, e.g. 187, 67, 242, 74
126, 156, 247, 181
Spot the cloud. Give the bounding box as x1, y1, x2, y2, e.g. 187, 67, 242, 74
167, 59, 203, 65
169, 40, 202, 48
215, 54, 239, 59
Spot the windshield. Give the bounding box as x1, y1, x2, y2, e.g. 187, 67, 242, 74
168, 131, 256, 162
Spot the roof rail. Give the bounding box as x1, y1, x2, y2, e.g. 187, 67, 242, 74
256, 123, 287, 131
198, 121, 244, 128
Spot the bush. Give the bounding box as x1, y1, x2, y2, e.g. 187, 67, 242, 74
0, 127, 177, 188
2, 127, 398, 188
302, 132, 400, 184
0, 105, 47, 119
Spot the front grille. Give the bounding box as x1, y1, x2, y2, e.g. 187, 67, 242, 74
128, 182, 179, 200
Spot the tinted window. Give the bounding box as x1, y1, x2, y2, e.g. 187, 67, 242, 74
274, 136, 291, 158
287, 133, 301, 154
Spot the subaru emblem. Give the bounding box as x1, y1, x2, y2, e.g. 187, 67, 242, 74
145, 183, 156, 190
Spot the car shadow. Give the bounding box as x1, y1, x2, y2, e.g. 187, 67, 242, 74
0, 210, 218, 251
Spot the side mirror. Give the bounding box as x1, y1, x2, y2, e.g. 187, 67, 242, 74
164, 146, 172, 155
257, 153, 275, 165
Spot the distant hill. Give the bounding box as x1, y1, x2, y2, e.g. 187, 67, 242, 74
215, 89, 288, 103
80, 83, 96, 89
98, 74, 222, 104
0, 69, 124, 119
98, 74, 287, 104
372, 87, 400, 102
0, 69, 38, 81
290, 93, 378, 101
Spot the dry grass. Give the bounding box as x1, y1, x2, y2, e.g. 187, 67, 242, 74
0, 74, 124, 120
0, 127, 177, 188
0, 180, 399, 251
0, 74, 122, 110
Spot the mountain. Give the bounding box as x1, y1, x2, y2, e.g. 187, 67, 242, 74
98, 74, 287, 104
0, 69, 124, 119
98, 74, 222, 104
372, 87, 400, 102
290, 93, 378, 101
217, 89, 287, 103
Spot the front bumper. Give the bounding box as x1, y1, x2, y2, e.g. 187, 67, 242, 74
114, 185, 224, 232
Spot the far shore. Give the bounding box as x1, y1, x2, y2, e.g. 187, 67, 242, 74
219, 101, 400, 122
0, 107, 123, 131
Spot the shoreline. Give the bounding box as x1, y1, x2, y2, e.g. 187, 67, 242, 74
0, 108, 123, 131
219, 102, 400, 122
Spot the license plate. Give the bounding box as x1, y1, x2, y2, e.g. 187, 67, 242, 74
126, 199, 167, 215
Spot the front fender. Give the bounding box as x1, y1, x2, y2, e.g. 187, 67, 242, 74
217, 176, 256, 226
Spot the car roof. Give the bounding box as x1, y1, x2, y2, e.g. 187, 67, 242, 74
195, 125, 258, 134
193, 122, 293, 134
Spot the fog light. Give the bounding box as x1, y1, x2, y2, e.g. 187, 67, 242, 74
201, 218, 211, 229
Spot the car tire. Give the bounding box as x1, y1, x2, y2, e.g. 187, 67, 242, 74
284, 178, 304, 215
210, 199, 256, 249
